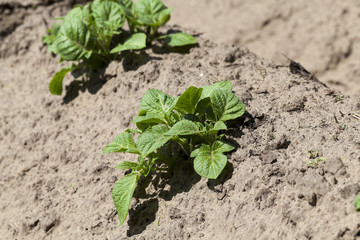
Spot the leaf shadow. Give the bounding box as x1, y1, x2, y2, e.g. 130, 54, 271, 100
150, 27, 200, 54
61, 67, 116, 104
54, 29, 198, 104
157, 160, 202, 201
121, 50, 162, 72
226, 110, 262, 139
207, 161, 234, 191
126, 159, 201, 237
126, 198, 159, 237
151, 43, 199, 55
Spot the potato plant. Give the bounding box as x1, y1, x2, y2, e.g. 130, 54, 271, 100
104, 81, 245, 225
116, 0, 197, 45
43, 0, 197, 95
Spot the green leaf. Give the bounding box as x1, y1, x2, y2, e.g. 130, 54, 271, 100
154, 7, 173, 26
160, 33, 197, 46
211, 140, 235, 153
63, 4, 93, 26
112, 172, 140, 225
92, 1, 125, 36
80, 3, 92, 25
139, 89, 175, 115
64, 6, 84, 21
192, 144, 228, 179
200, 81, 233, 100
134, 0, 167, 16
132, 112, 165, 125
49, 67, 72, 95
110, 33, 147, 53
115, 161, 139, 170
137, 155, 145, 165
194, 97, 216, 122
49, 65, 85, 95
190, 147, 201, 158
125, 128, 142, 134
104, 132, 139, 154
132, 0, 173, 26
42, 22, 61, 54
354, 194, 360, 211
210, 89, 245, 121
115, 0, 134, 21
132, 111, 166, 131
166, 119, 202, 136
174, 86, 202, 114
136, 125, 171, 157
116, 0, 133, 9
54, 17, 92, 61
213, 121, 227, 131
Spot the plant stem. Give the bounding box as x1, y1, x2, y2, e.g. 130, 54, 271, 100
173, 137, 190, 156
146, 26, 159, 43
154, 167, 168, 172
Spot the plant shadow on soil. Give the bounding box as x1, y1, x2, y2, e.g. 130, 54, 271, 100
126, 158, 235, 236
61, 67, 114, 104
126, 162, 235, 236
151, 43, 198, 55
124, 113, 250, 237
61, 51, 161, 104
125, 158, 201, 236
61, 43, 197, 104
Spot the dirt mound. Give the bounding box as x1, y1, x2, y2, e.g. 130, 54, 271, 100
166, 0, 360, 96
0, 2, 359, 240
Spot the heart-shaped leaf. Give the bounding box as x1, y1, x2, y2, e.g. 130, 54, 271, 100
104, 132, 139, 154
166, 119, 202, 136
111, 33, 147, 53
92, 1, 125, 36
136, 125, 171, 157
192, 143, 228, 179
54, 17, 92, 61
139, 89, 175, 115
174, 86, 202, 114
161, 33, 197, 47
200, 81, 233, 100
132, 0, 173, 26
210, 89, 245, 121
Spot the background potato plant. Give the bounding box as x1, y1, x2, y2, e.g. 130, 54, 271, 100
104, 81, 245, 225
43, 0, 197, 95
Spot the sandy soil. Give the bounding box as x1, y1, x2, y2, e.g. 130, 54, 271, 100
165, 0, 360, 96
0, 1, 359, 240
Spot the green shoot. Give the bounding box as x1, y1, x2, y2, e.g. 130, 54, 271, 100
43, 0, 197, 96
104, 81, 245, 225
307, 158, 326, 168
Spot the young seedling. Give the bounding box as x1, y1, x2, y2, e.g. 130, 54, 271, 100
267, 131, 276, 140
339, 124, 348, 131
307, 150, 325, 168
307, 158, 326, 168
354, 194, 360, 211
43, 0, 197, 95
335, 94, 344, 102
104, 81, 245, 225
